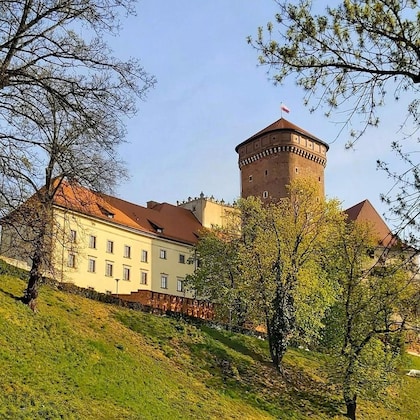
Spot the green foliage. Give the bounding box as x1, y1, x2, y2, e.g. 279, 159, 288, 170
185, 223, 249, 327
189, 178, 344, 370
319, 219, 419, 418
294, 262, 338, 346
249, 0, 420, 246
239, 179, 344, 368
331, 338, 401, 400
249, 0, 419, 143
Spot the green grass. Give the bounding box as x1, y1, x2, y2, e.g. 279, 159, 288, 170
0, 274, 419, 419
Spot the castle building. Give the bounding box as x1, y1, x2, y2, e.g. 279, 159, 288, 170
2, 116, 412, 316
178, 193, 234, 228
0, 182, 204, 300
235, 118, 329, 201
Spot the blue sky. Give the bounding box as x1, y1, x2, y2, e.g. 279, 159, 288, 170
108, 0, 414, 231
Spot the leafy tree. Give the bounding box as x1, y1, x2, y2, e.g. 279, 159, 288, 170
248, 0, 420, 244
321, 220, 418, 420
0, 1, 155, 308
238, 179, 343, 371
185, 222, 250, 329
188, 178, 343, 370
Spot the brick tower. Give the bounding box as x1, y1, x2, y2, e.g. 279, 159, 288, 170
235, 118, 328, 201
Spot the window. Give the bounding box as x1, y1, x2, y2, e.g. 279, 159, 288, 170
265, 169, 268, 176
262, 191, 269, 199
105, 262, 113, 277
179, 254, 185, 264
88, 258, 96, 273
161, 275, 168, 289
141, 250, 148, 263
249, 175, 253, 182
140, 271, 148, 285
70, 230, 77, 243
89, 235, 96, 249
177, 278, 184, 292
124, 245, 131, 258
123, 266, 130, 281
67, 253, 76, 268
98, 205, 114, 219
106, 240, 114, 253
160, 249, 167, 259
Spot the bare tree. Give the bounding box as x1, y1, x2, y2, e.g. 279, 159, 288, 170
0, 1, 155, 308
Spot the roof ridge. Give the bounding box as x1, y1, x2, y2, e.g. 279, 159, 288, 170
235, 117, 329, 152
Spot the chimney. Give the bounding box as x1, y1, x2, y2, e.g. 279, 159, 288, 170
147, 200, 159, 209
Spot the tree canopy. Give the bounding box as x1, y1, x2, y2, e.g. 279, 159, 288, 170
188, 178, 343, 371
0, 0, 155, 202
0, 0, 155, 307
248, 0, 419, 244
321, 219, 418, 420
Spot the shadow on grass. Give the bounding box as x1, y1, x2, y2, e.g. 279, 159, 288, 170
290, 388, 343, 418
187, 327, 344, 419
188, 336, 344, 419
201, 325, 268, 363
0, 285, 23, 302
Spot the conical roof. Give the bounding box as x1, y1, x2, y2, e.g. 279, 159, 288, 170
235, 118, 329, 152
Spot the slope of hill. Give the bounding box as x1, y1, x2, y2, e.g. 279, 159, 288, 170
0, 273, 419, 419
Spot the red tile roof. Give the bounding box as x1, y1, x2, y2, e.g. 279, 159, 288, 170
102, 194, 202, 245
53, 182, 202, 245
54, 182, 143, 231
345, 199, 396, 247
235, 118, 329, 152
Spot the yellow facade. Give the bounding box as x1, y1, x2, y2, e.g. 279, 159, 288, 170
179, 193, 235, 228
53, 207, 196, 297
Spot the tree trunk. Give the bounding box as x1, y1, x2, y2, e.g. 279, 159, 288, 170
22, 248, 42, 311
268, 285, 296, 372
343, 359, 357, 420
345, 396, 357, 420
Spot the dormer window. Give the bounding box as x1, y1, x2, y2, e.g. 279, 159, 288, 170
98, 204, 114, 219
148, 220, 164, 233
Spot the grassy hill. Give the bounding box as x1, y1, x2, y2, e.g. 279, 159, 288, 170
0, 273, 419, 419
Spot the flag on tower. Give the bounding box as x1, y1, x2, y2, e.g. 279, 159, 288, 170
281, 104, 290, 114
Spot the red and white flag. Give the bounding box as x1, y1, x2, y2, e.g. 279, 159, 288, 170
281, 104, 290, 114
